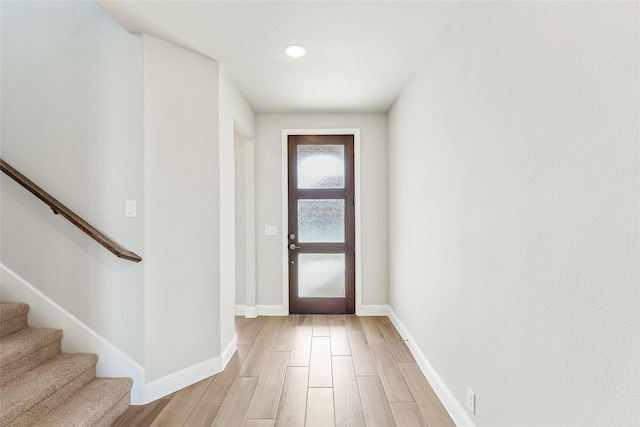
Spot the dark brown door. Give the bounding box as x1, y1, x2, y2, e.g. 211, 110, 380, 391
288, 135, 355, 314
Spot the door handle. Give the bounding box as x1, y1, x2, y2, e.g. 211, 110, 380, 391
289, 244, 301, 250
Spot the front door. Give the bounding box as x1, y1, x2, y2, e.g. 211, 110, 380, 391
288, 135, 355, 314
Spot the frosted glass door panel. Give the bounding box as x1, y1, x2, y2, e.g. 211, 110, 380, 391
298, 199, 345, 242
298, 254, 346, 298
297, 145, 345, 189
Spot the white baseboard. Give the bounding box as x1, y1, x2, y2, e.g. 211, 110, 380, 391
235, 304, 389, 317
143, 333, 236, 403
144, 333, 236, 402
235, 304, 288, 317
257, 305, 288, 316
1, 264, 146, 404
388, 307, 475, 427
245, 306, 257, 318
357, 304, 390, 316
144, 354, 222, 402
1, 263, 238, 406
221, 333, 238, 367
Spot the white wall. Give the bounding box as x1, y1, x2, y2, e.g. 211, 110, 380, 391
255, 114, 388, 311
0, 0, 257, 393
0, 0, 145, 364
388, 2, 639, 426
143, 34, 221, 381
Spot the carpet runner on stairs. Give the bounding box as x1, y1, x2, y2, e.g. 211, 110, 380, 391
0, 302, 132, 426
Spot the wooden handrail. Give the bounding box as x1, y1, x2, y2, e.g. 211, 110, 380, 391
1, 159, 142, 263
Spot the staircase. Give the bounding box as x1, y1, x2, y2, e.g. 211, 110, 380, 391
0, 302, 132, 426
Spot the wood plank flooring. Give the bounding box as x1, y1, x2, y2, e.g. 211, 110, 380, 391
112, 316, 455, 427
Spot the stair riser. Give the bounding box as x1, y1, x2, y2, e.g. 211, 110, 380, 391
5, 367, 96, 427
1, 341, 62, 386
1, 314, 28, 338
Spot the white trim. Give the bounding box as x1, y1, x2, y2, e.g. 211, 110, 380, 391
353, 138, 363, 315
143, 332, 237, 402
281, 129, 362, 314
257, 305, 288, 316
281, 132, 290, 312
0, 264, 146, 404
144, 333, 236, 402
244, 138, 257, 319
144, 355, 222, 402
221, 334, 238, 367
388, 307, 475, 427
235, 304, 288, 317
1, 263, 239, 406
243, 304, 376, 317
235, 305, 247, 316
357, 304, 389, 316
245, 306, 258, 318
142, 333, 237, 402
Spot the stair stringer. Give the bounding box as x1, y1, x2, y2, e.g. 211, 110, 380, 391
1, 264, 146, 404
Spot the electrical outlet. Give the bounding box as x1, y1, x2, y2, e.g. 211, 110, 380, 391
466, 386, 476, 414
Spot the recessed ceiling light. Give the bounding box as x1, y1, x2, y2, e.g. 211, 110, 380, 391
284, 44, 306, 58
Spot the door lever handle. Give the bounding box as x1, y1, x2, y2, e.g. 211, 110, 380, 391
289, 244, 301, 250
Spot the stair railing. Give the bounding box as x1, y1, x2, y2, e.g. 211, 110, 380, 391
1, 159, 142, 262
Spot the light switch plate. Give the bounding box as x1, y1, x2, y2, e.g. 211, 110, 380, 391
125, 200, 136, 218
265, 225, 278, 236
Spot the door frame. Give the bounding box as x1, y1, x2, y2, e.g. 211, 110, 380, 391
242, 136, 257, 318
281, 129, 362, 315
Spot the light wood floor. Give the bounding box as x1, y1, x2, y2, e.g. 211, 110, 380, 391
112, 315, 455, 427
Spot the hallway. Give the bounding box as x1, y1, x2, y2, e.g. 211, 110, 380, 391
112, 315, 454, 426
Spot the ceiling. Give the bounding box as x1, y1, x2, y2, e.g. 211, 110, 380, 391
96, 1, 462, 113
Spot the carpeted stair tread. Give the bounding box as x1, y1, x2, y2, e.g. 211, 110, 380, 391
95, 393, 131, 427
0, 303, 30, 321
0, 303, 30, 337
32, 377, 133, 427
1, 327, 63, 385
1, 353, 98, 426
1, 327, 63, 366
